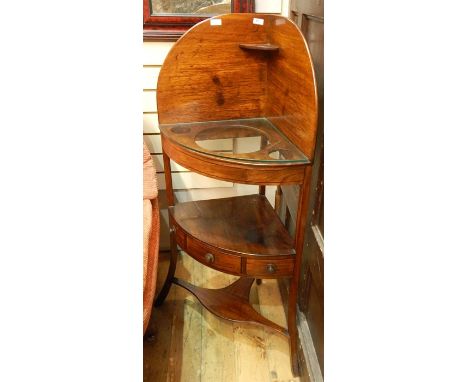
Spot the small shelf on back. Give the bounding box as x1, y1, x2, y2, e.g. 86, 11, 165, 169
239, 43, 279, 51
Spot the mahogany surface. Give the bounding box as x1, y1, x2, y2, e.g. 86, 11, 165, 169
173, 229, 295, 278
186, 235, 242, 274
160, 117, 308, 164
157, 14, 269, 123
265, 16, 318, 159
245, 258, 294, 277
169, 195, 296, 278
157, 14, 318, 160
173, 277, 288, 336
162, 134, 308, 185
154, 14, 319, 377
170, 194, 295, 257
239, 43, 279, 51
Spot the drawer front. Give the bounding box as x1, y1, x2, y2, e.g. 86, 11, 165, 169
245, 258, 294, 278
186, 236, 241, 275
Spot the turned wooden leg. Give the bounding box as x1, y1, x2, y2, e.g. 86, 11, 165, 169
288, 275, 300, 376
154, 227, 178, 306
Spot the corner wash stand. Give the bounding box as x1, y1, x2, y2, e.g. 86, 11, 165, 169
155, 13, 318, 375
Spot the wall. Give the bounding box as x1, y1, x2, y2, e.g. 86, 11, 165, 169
143, 2, 288, 249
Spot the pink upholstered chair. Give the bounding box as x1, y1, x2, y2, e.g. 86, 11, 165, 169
143, 142, 160, 333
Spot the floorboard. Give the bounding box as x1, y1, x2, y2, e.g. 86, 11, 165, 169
200, 267, 237, 381
144, 252, 301, 382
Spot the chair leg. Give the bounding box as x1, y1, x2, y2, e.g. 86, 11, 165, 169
154, 228, 178, 307
288, 274, 300, 376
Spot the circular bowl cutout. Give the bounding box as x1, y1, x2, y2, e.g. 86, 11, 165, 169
195, 125, 269, 154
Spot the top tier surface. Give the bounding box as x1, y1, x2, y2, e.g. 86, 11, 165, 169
160, 117, 309, 164
157, 13, 318, 160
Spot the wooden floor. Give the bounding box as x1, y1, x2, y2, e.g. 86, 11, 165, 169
144, 251, 301, 382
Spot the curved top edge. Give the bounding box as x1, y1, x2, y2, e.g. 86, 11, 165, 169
157, 13, 319, 159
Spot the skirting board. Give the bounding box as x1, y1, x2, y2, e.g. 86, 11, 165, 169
298, 309, 324, 382
278, 277, 323, 382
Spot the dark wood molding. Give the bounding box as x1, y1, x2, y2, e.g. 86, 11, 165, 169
143, 0, 255, 42
302, 14, 324, 24
143, 30, 186, 42
232, 0, 255, 13
284, 3, 324, 377
297, 310, 324, 382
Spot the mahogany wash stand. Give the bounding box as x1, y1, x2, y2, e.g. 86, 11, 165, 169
154, 13, 318, 375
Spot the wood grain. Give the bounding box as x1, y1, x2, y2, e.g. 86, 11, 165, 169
161, 118, 308, 163
163, 134, 307, 185
155, 13, 319, 377
200, 267, 237, 381
265, 16, 318, 159
257, 280, 301, 382
245, 258, 294, 278
174, 277, 288, 336
292, 3, 325, 376
170, 194, 295, 257
233, 283, 271, 382
146, 253, 300, 382
239, 43, 279, 51
157, 13, 318, 160
186, 235, 242, 274
157, 14, 270, 124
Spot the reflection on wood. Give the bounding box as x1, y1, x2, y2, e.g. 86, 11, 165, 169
171, 194, 296, 258
151, 0, 231, 15
155, 13, 318, 377
161, 118, 309, 163
173, 277, 289, 335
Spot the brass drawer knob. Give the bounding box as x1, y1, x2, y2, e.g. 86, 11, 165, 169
205, 253, 215, 263
266, 263, 277, 274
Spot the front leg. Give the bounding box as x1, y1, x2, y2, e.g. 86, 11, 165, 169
154, 227, 178, 306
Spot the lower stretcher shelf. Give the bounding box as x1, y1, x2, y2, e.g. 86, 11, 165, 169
173, 276, 288, 336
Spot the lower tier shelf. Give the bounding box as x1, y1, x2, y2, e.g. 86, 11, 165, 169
173, 276, 288, 336
170, 194, 296, 278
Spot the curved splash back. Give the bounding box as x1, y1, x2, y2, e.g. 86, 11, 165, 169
157, 13, 318, 159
